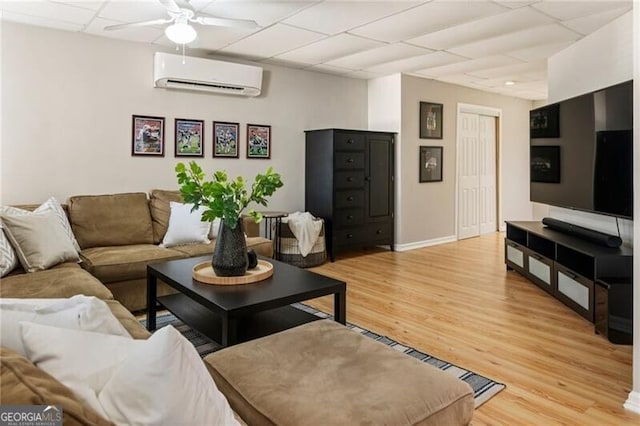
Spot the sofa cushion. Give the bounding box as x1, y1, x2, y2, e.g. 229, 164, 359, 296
204, 319, 475, 426
0, 266, 113, 300
170, 237, 273, 258
68, 193, 154, 249
80, 244, 185, 283
149, 189, 183, 244
1, 212, 80, 272
0, 347, 114, 426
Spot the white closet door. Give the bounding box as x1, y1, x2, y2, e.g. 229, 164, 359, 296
478, 115, 497, 235
458, 112, 480, 239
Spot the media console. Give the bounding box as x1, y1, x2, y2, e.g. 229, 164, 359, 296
505, 221, 632, 335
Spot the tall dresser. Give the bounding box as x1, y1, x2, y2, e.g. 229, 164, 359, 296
305, 129, 395, 261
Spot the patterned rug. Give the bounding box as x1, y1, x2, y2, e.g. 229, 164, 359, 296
140, 304, 505, 408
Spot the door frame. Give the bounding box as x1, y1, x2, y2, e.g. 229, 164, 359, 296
455, 103, 503, 240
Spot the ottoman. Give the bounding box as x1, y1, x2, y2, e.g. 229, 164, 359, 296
204, 320, 474, 425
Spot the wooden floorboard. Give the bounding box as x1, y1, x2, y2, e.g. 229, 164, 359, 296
306, 233, 639, 425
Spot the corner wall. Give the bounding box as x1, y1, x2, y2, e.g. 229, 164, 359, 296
0, 22, 368, 209
396, 75, 533, 247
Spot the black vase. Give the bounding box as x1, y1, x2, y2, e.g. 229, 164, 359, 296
212, 218, 248, 277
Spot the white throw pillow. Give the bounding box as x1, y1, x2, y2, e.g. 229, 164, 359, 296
0, 197, 81, 252
161, 202, 211, 248
0, 228, 19, 277
1, 211, 80, 272
209, 217, 222, 240
0, 295, 130, 356
21, 322, 140, 419
99, 326, 238, 426
21, 323, 239, 426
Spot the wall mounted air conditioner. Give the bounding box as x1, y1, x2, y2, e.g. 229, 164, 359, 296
153, 52, 263, 97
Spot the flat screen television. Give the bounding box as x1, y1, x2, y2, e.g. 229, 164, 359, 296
530, 80, 633, 219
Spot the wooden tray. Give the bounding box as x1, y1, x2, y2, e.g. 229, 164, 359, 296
192, 260, 273, 285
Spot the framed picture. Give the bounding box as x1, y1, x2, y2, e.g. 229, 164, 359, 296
175, 118, 204, 157
213, 121, 240, 158
420, 102, 443, 139
419, 146, 443, 182
530, 104, 560, 138
530, 145, 560, 183
246, 124, 271, 159
132, 115, 164, 156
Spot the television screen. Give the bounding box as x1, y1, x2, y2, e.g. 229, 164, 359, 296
530, 80, 633, 219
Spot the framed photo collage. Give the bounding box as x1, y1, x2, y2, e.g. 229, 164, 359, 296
131, 115, 271, 159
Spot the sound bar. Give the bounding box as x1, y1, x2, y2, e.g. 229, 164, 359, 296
542, 217, 622, 248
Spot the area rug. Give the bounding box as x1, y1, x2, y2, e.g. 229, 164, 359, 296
140, 304, 505, 408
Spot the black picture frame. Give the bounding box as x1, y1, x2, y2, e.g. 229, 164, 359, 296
419, 146, 443, 182
530, 104, 560, 138
132, 115, 164, 157
175, 118, 204, 157
530, 145, 560, 183
213, 121, 240, 158
420, 102, 443, 139
246, 124, 271, 159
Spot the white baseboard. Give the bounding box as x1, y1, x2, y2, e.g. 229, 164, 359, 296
394, 235, 457, 252
624, 391, 640, 414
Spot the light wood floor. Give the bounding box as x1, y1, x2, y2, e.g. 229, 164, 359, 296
305, 233, 639, 425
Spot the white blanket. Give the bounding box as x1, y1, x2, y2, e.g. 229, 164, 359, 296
283, 212, 322, 257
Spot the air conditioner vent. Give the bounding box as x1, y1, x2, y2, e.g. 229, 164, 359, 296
154, 53, 262, 97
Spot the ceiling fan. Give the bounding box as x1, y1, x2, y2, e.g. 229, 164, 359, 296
104, 0, 259, 45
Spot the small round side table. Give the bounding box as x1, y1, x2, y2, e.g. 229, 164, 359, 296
259, 211, 288, 259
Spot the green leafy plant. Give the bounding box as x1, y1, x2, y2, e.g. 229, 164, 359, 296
175, 161, 283, 229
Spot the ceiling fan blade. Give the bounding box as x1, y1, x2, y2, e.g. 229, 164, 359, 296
159, 0, 182, 14
104, 18, 173, 31
192, 16, 259, 29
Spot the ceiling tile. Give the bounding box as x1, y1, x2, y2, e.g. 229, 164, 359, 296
86, 16, 164, 42
349, 0, 507, 43
562, 6, 631, 35
283, 1, 419, 35
50, 1, 105, 12
447, 24, 581, 59
493, 1, 538, 8
431, 74, 488, 91
274, 33, 384, 66
1, 0, 96, 24
324, 43, 429, 70
530, 1, 631, 21
98, 0, 168, 23
188, 0, 215, 12
308, 64, 354, 76
199, 1, 314, 28
472, 75, 535, 88
414, 55, 522, 78
346, 70, 384, 79
219, 24, 325, 59
506, 40, 574, 62
406, 7, 554, 50
1, 11, 85, 31
466, 59, 546, 79
260, 57, 310, 69
365, 50, 464, 75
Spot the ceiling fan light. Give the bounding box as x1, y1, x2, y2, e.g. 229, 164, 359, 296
165, 22, 197, 45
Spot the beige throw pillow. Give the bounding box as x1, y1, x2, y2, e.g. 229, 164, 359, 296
1, 212, 80, 272
0, 229, 19, 277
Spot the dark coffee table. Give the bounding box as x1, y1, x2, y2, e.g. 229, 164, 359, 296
146, 256, 346, 348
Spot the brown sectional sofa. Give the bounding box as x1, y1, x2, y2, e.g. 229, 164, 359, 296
13, 190, 271, 312
0, 191, 475, 425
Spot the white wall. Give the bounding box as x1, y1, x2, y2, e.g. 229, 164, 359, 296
0, 22, 368, 210
395, 75, 532, 248
548, 12, 633, 104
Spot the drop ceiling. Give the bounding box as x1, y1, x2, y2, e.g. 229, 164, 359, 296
0, 0, 632, 100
